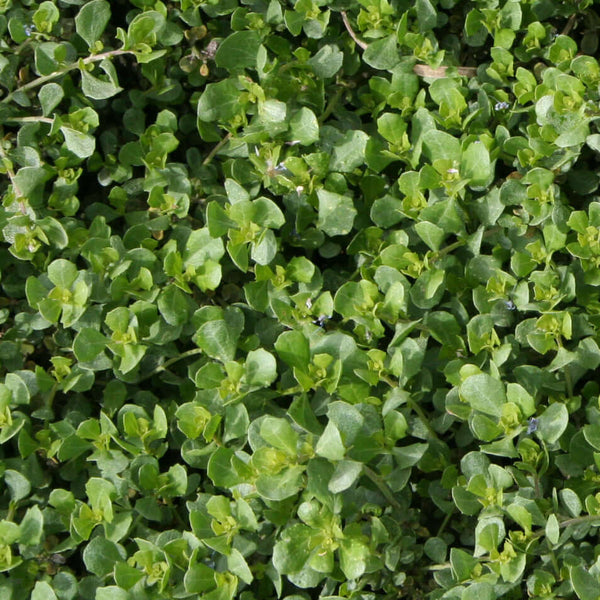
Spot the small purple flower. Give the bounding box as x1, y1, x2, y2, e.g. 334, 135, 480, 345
527, 417, 539, 434
24, 24, 35, 37
495, 101, 510, 111
505, 300, 516, 310
313, 315, 330, 327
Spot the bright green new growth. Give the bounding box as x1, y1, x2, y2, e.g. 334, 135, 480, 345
2, 0, 600, 599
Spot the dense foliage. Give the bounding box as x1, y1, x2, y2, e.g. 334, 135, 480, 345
3, 0, 600, 598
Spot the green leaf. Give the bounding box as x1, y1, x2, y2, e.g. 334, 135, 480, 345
414, 221, 445, 251
83, 537, 125, 577
571, 565, 600, 600
461, 141, 492, 187
328, 460, 362, 493
317, 190, 356, 237
75, 0, 111, 47
61, 126, 96, 158
47, 258, 78, 289
450, 548, 479, 582
95, 587, 129, 600
244, 348, 277, 387
73, 328, 108, 362
227, 548, 253, 584
363, 35, 400, 70
255, 465, 304, 500
289, 108, 319, 146
461, 582, 495, 600
39, 83, 63, 116
416, 0, 437, 31
158, 285, 189, 327
308, 44, 343, 78
196, 320, 237, 363
424, 537, 447, 563
184, 563, 216, 594
19, 505, 43, 545
31, 582, 58, 600
459, 374, 506, 417
536, 403, 568, 444
339, 536, 369, 579
330, 130, 369, 173
197, 79, 241, 123
273, 524, 312, 574
393, 442, 428, 468
80, 69, 122, 100
315, 422, 345, 460
370, 195, 403, 228
4, 469, 31, 502
215, 31, 262, 70
545, 513, 559, 545
260, 417, 298, 455
560, 488, 582, 517
207, 448, 240, 488
422, 130, 461, 162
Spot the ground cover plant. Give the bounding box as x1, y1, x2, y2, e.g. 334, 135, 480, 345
4, 0, 600, 598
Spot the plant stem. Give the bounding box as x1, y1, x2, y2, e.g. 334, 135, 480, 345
5, 116, 53, 124
2, 49, 133, 103
531, 513, 600, 541
340, 11, 477, 79
318, 86, 344, 124
559, 514, 600, 529
0, 140, 22, 198
436, 508, 454, 537
363, 466, 404, 512
202, 132, 232, 166
432, 239, 466, 261
555, 337, 574, 399
341, 11, 368, 50
381, 375, 440, 440
137, 347, 203, 382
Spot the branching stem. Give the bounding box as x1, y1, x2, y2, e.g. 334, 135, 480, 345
202, 132, 232, 166
137, 347, 203, 382
363, 466, 404, 512
381, 375, 440, 440
340, 11, 477, 79
2, 49, 133, 103
341, 11, 368, 50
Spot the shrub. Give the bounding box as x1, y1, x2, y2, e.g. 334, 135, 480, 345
2, 0, 600, 598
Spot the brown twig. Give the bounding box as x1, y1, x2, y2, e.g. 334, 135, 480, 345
340, 11, 477, 79
413, 64, 477, 78
561, 14, 577, 36
341, 11, 368, 50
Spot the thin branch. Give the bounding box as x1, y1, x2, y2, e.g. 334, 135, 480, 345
558, 515, 600, 529
202, 132, 232, 165
5, 116, 53, 124
561, 14, 577, 36
530, 514, 600, 541
413, 64, 477, 79
381, 375, 440, 440
318, 86, 344, 124
0, 140, 23, 199
363, 466, 404, 512
340, 11, 477, 80
341, 11, 368, 50
2, 49, 133, 103
137, 347, 203, 382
